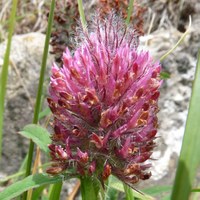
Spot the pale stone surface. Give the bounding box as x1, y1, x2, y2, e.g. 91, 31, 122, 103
0, 32, 53, 174
139, 19, 199, 187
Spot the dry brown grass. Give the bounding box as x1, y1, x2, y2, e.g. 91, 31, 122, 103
0, 0, 49, 42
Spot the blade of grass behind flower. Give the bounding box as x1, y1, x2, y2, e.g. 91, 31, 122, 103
160, 16, 191, 61
48, 182, 63, 200
0, 0, 18, 159
171, 50, 200, 199
125, 0, 134, 25
105, 176, 119, 200
142, 185, 172, 196
123, 184, 136, 200
23, 0, 55, 199
108, 175, 154, 200
77, 0, 87, 30
31, 185, 47, 200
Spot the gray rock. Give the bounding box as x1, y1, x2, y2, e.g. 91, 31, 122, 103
0, 32, 53, 174
139, 22, 198, 189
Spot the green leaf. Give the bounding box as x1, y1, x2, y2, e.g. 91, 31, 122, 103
125, 0, 134, 25
160, 71, 170, 79
48, 182, 63, 200
80, 176, 100, 200
109, 176, 154, 200
32, 185, 47, 200
105, 188, 119, 200
143, 185, 172, 196
39, 107, 51, 120
171, 50, 200, 200
105, 176, 119, 200
19, 124, 51, 154
192, 188, 200, 192
124, 184, 135, 200
0, 173, 62, 200
108, 176, 124, 192
77, 0, 87, 30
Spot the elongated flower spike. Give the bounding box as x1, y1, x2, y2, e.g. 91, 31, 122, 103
47, 14, 162, 187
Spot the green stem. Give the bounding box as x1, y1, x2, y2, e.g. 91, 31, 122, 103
22, 0, 55, 199
123, 184, 135, 200
160, 16, 191, 61
171, 50, 200, 199
125, 0, 134, 25
0, 0, 18, 159
49, 182, 63, 200
77, 0, 87, 30
80, 176, 100, 200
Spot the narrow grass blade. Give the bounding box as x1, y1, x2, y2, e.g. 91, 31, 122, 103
19, 124, 51, 154
109, 175, 154, 200
105, 176, 119, 200
80, 176, 100, 200
171, 50, 200, 199
192, 188, 200, 192
109, 175, 124, 192
39, 107, 51, 120
77, 0, 87, 30
48, 182, 63, 200
143, 185, 172, 196
124, 184, 135, 200
125, 0, 134, 25
160, 16, 191, 61
105, 188, 119, 200
0, 173, 62, 200
23, 1, 55, 199
32, 185, 47, 200
0, 0, 18, 159
160, 71, 171, 79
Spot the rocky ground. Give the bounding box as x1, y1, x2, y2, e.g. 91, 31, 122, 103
0, 0, 200, 199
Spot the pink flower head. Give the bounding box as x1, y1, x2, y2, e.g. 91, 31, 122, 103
47, 15, 162, 186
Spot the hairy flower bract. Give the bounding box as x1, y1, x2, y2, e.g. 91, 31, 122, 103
47, 15, 162, 186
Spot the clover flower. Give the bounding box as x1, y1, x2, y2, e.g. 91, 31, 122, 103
47, 15, 162, 186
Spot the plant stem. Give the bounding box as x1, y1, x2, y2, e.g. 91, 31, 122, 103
77, 0, 87, 30
80, 176, 100, 200
22, 0, 55, 199
123, 184, 135, 200
125, 0, 134, 25
0, 0, 18, 159
171, 50, 200, 199
48, 182, 63, 200
160, 16, 191, 61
